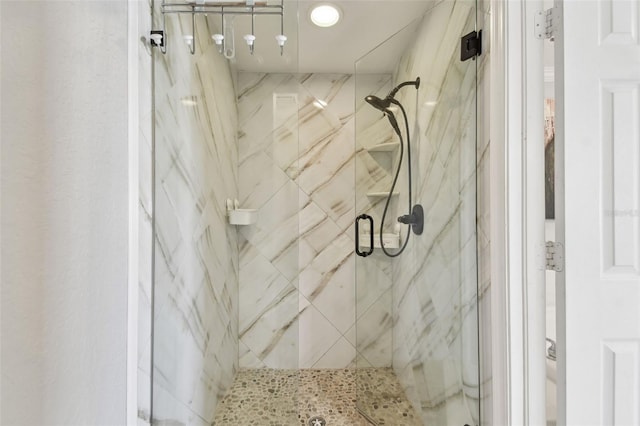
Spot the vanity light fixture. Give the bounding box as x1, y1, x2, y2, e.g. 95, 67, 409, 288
310, 3, 341, 28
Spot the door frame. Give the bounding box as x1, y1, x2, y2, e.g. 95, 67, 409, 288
488, 0, 547, 424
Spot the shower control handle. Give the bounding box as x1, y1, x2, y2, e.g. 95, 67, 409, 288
355, 214, 374, 257
397, 204, 424, 235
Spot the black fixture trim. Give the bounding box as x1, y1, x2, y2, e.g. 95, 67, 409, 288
398, 204, 424, 236
355, 214, 374, 257
461, 30, 482, 61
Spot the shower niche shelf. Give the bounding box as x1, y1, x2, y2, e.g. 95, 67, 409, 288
359, 232, 400, 249
226, 198, 257, 226
366, 191, 399, 198
367, 142, 400, 152
228, 209, 258, 225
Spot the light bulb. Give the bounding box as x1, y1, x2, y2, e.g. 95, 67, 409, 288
275, 34, 287, 46
212, 33, 224, 53
244, 34, 256, 55
243, 34, 256, 46
275, 34, 287, 55
150, 33, 163, 46
212, 34, 224, 45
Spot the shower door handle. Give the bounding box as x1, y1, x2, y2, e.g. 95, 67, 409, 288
355, 214, 374, 257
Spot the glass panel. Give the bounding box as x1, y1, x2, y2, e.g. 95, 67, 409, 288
355, 1, 480, 425
150, 1, 299, 424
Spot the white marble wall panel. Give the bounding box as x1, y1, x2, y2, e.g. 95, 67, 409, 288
150, 10, 239, 425
238, 73, 393, 369
386, 0, 481, 424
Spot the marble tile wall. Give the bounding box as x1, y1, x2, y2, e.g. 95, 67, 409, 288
386, 1, 481, 425
237, 73, 395, 369
149, 11, 239, 425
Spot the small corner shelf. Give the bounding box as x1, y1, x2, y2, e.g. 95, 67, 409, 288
226, 198, 258, 226
366, 191, 400, 198
359, 233, 401, 249
367, 142, 400, 152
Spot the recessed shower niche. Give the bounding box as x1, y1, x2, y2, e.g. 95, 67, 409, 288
148, 0, 480, 424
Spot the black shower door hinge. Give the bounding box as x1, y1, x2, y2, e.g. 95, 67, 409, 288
461, 30, 482, 61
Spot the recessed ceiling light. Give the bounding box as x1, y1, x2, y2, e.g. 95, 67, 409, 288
310, 4, 341, 28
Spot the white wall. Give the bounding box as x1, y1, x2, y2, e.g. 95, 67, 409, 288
1, 1, 130, 424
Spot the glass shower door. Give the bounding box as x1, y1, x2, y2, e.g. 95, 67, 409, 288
149, 1, 301, 424
354, 1, 480, 424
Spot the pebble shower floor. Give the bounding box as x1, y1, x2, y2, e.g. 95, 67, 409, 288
212, 368, 421, 425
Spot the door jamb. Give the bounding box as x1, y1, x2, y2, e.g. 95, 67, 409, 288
489, 0, 546, 424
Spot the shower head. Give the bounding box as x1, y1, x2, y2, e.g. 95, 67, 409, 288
365, 77, 419, 136
365, 95, 401, 135
364, 95, 392, 112
364, 76, 420, 114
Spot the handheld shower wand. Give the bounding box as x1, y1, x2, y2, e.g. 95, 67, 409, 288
364, 78, 419, 136
364, 95, 401, 135
362, 77, 422, 258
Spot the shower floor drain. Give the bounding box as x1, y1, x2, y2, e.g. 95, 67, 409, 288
309, 416, 326, 426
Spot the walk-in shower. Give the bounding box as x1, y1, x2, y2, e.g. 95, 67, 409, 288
147, 0, 481, 424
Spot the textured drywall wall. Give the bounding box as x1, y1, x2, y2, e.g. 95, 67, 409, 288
1, 1, 129, 424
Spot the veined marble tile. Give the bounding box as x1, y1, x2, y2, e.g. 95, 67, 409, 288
312, 336, 357, 369
298, 74, 355, 122
238, 74, 299, 168
298, 301, 342, 368
152, 379, 210, 426
298, 233, 352, 303
298, 200, 339, 255
355, 257, 393, 319
354, 289, 393, 367
240, 180, 299, 281
300, 129, 357, 231
240, 284, 299, 369
151, 5, 239, 423
307, 242, 355, 335
238, 149, 289, 208
296, 98, 344, 161
190, 332, 237, 422
239, 340, 265, 369
239, 243, 292, 334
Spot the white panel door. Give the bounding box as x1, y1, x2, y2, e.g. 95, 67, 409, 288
555, 0, 640, 424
